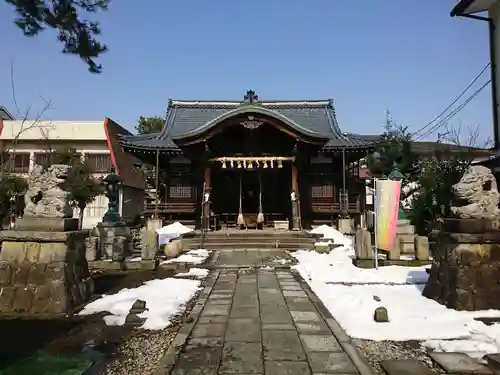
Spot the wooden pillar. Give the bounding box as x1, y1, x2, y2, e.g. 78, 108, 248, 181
291, 162, 301, 231
291, 163, 298, 192
204, 165, 211, 191
202, 165, 211, 229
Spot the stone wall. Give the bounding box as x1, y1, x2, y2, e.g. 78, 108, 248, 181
423, 219, 500, 311
0, 230, 92, 316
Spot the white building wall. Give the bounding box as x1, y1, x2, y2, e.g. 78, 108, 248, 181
0, 121, 113, 229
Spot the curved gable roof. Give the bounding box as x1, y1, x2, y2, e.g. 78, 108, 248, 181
119, 91, 379, 151
171, 104, 328, 141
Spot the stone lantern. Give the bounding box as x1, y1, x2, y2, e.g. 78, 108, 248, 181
91, 167, 131, 262
102, 166, 123, 224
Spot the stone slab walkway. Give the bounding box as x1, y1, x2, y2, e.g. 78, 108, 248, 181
156, 260, 374, 375
211, 249, 292, 268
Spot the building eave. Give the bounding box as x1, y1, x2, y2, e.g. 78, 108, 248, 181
451, 0, 494, 16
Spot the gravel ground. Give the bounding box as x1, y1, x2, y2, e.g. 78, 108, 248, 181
352, 339, 442, 374
101, 277, 206, 375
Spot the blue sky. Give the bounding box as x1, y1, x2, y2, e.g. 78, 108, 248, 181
0, 0, 493, 141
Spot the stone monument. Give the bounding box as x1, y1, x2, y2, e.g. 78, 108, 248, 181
423, 165, 500, 310
0, 164, 93, 316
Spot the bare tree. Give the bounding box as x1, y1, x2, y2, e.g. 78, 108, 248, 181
0, 65, 54, 227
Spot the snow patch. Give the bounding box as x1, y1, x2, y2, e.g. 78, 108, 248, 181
161, 249, 212, 265
293, 225, 500, 358
175, 268, 209, 279
79, 278, 202, 330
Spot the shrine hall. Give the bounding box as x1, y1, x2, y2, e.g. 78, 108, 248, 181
119, 90, 379, 230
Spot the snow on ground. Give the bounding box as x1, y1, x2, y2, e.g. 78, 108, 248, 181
79, 278, 202, 330
174, 268, 209, 279
294, 226, 500, 358
161, 249, 212, 265
157, 221, 194, 246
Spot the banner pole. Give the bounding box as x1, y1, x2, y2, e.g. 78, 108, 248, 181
374, 178, 379, 269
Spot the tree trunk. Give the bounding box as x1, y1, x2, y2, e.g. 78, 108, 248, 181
78, 205, 85, 230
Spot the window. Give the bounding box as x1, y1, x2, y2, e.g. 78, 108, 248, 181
86, 154, 112, 173
169, 184, 192, 199
1, 153, 30, 173
34, 152, 51, 167
311, 185, 333, 198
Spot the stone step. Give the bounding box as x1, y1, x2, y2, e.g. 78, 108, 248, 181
196, 238, 316, 244
380, 359, 434, 375
182, 241, 313, 250
200, 232, 318, 238
429, 352, 492, 374
486, 353, 500, 372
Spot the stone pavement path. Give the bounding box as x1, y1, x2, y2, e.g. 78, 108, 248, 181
212, 249, 292, 268
165, 265, 369, 375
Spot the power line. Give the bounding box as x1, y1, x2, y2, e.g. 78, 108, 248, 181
411, 63, 491, 138
415, 79, 491, 140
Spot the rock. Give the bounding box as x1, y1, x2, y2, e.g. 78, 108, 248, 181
314, 245, 330, 254
125, 313, 146, 326
129, 299, 147, 314
164, 239, 183, 258
451, 165, 500, 220
374, 306, 389, 322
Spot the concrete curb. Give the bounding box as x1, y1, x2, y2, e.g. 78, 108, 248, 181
292, 270, 376, 375
153, 270, 220, 375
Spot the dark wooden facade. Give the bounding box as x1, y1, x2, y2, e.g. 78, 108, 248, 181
120, 91, 377, 229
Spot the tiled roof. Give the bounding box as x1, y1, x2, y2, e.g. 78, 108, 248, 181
0, 106, 14, 120
119, 92, 379, 151
104, 118, 146, 189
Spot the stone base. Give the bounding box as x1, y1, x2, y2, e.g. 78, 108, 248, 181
353, 258, 432, 269
274, 221, 289, 230
15, 217, 79, 232
95, 221, 132, 261
423, 220, 500, 311
88, 258, 158, 271
0, 230, 92, 317
441, 218, 500, 234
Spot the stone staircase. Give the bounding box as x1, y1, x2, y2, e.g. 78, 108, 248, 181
182, 229, 318, 251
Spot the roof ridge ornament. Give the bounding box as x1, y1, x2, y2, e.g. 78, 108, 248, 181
243, 90, 259, 104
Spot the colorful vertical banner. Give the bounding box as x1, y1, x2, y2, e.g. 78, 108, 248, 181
374, 179, 402, 251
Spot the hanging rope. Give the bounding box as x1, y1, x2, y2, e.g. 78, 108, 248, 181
237, 172, 245, 226
257, 171, 264, 224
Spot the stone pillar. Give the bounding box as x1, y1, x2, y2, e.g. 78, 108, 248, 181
387, 236, 401, 260
414, 236, 430, 260
141, 218, 162, 260
291, 163, 301, 231
355, 228, 372, 259
423, 219, 500, 311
